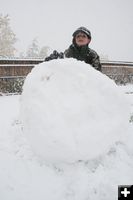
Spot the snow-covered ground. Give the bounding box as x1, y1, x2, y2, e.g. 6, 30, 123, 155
0, 59, 133, 200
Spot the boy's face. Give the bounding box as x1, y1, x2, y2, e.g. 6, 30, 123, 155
75, 32, 90, 46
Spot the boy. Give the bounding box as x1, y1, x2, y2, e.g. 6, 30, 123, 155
45, 27, 101, 71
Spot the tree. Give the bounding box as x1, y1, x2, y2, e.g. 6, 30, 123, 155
26, 38, 39, 58
0, 14, 17, 57
39, 46, 49, 58
26, 38, 49, 58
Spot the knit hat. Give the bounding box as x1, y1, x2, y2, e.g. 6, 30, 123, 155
72, 27, 91, 39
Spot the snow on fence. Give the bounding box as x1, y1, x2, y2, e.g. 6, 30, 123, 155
0, 58, 133, 94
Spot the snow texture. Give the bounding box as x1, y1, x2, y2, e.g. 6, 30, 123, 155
0, 59, 133, 200
20, 58, 130, 163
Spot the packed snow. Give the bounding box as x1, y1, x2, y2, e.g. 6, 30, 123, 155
21, 59, 130, 163
0, 58, 133, 200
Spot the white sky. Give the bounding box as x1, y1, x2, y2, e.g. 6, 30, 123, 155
1, 0, 133, 61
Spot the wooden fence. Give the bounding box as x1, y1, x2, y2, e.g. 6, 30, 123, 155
101, 61, 133, 84
0, 58, 133, 94
0, 58, 44, 94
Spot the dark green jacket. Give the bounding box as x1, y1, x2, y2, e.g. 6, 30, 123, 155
64, 44, 101, 71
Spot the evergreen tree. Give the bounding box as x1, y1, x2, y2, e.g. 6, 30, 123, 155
26, 38, 49, 58
39, 46, 49, 58
0, 14, 17, 57
26, 38, 39, 58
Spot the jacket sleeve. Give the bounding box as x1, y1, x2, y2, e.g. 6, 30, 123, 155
64, 48, 72, 58
45, 50, 64, 61
88, 50, 102, 71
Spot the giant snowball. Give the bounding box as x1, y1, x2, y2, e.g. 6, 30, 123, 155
20, 59, 129, 163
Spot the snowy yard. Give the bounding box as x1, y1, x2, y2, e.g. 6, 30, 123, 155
0, 59, 133, 200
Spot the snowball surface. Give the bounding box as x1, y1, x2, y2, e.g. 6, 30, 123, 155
20, 58, 129, 163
